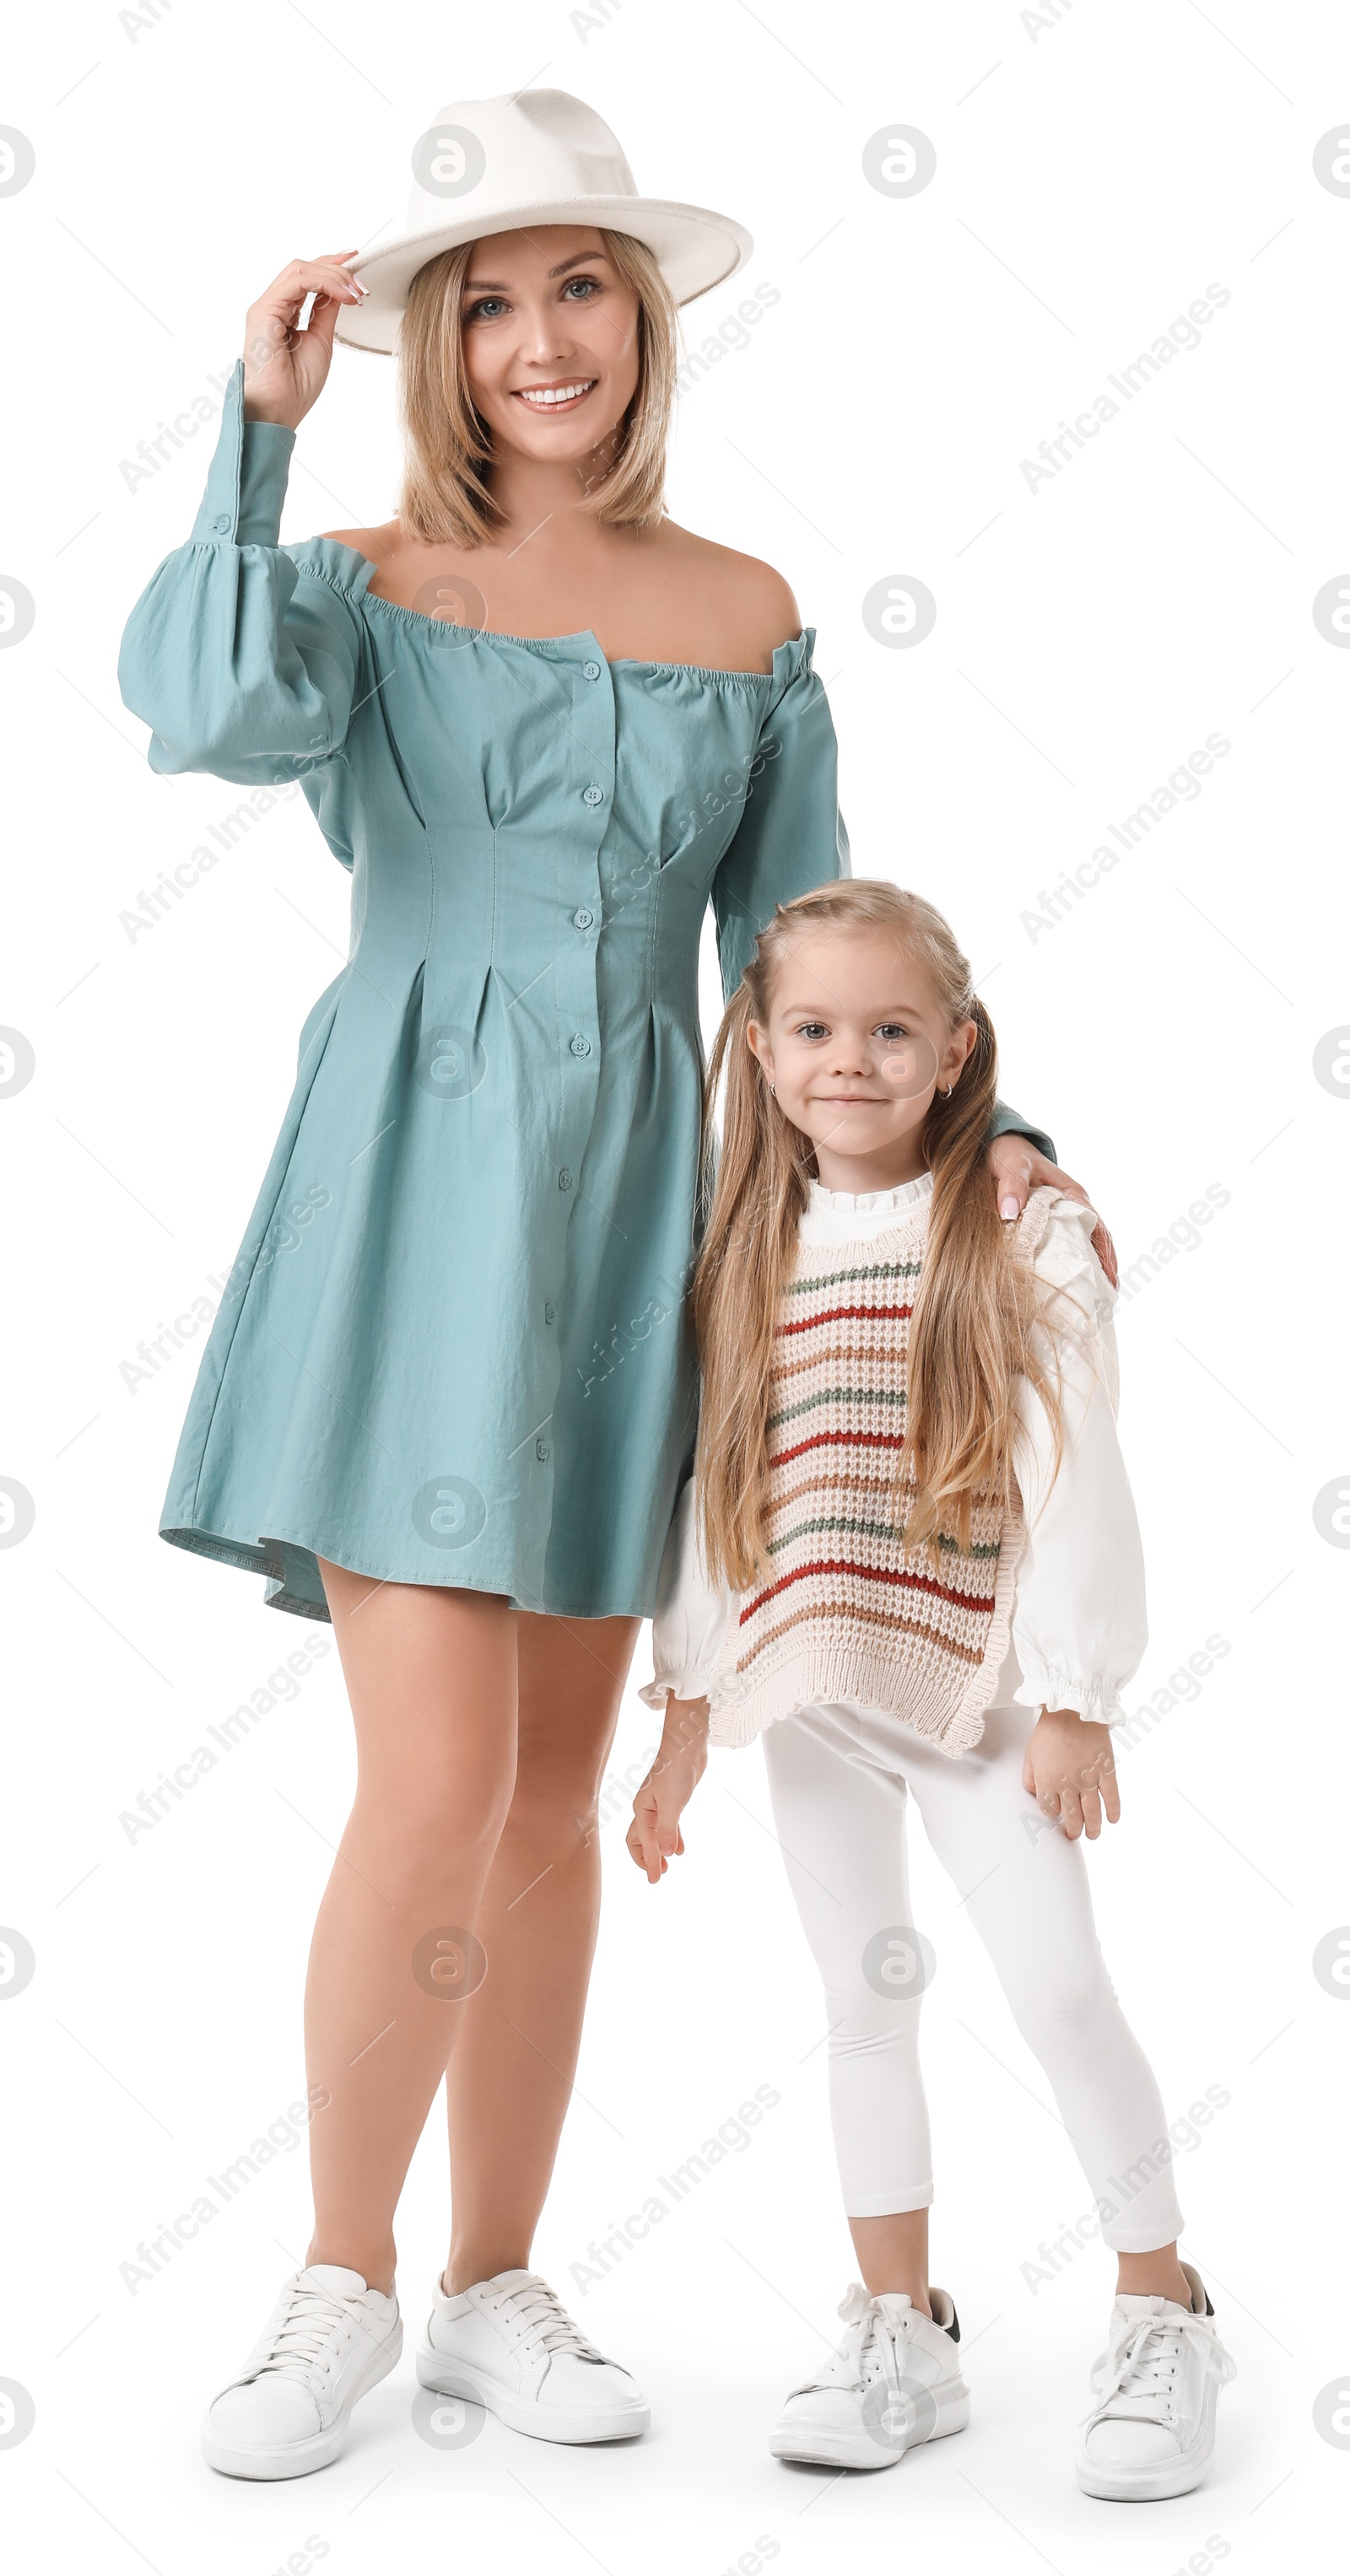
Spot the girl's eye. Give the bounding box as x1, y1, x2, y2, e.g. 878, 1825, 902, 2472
795, 1021, 828, 1041
876, 1023, 910, 1041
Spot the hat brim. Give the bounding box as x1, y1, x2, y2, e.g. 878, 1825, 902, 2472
333, 196, 753, 353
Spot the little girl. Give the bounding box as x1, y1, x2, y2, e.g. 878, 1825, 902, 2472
627, 881, 1234, 2498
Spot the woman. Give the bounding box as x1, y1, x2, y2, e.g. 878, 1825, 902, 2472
118, 89, 1094, 2479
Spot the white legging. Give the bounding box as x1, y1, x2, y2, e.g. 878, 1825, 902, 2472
760, 1694, 1184, 2252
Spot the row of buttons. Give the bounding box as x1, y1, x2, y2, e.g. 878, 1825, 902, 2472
542, 624, 600, 1444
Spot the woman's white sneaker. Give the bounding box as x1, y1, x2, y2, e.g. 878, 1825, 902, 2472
416, 2268, 650, 2443
1076, 2261, 1235, 2500
201, 2263, 402, 2479
770, 2285, 969, 2469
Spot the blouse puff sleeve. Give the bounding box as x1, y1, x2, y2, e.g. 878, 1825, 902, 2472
640, 1196, 1148, 1731
117, 358, 363, 793
1006, 1195, 1147, 1727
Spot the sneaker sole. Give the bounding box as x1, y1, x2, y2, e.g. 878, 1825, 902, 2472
1075, 2433, 1214, 2503
770, 2382, 970, 2469
415, 2347, 649, 2444
202, 2320, 402, 2480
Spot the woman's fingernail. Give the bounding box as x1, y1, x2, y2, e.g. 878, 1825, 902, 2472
999, 1194, 1020, 1219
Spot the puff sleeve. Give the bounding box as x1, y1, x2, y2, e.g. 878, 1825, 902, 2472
117, 360, 364, 790
1010, 1200, 1148, 1726
711, 638, 850, 997
638, 1476, 735, 1710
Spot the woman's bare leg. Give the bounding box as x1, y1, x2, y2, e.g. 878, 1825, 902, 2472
442, 1611, 640, 2291
304, 1563, 519, 2295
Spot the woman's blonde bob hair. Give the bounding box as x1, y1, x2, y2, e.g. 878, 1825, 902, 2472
397, 230, 678, 547
692, 880, 1066, 1593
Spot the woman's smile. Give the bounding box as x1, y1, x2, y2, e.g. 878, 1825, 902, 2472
511, 376, 598, 412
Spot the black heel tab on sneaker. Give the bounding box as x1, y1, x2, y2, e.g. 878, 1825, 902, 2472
944, 2299, 960, 2344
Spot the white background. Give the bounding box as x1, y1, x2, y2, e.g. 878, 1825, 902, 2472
2, 3, 1347, 2570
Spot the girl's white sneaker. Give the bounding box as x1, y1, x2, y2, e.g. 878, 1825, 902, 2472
769, 2285, 969, 2469
201, 2263, 402, 2479
416, 2268, 650, 2443
1076, 2261, 1235, 2500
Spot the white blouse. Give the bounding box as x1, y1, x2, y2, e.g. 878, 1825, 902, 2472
643, 1173, 1148, 1736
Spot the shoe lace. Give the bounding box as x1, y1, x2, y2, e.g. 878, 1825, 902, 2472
249, 2274, 371, 2389
487, 2274, 606, 2363
806, 2286, 914, 2401
1083, 2306, 1236, 2428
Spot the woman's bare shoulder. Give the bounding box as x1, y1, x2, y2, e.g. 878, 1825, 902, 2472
653, 522, 802, 669
317, 519, 400, 569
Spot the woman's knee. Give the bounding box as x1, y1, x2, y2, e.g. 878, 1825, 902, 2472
346, 1759, 516, 1900
506, 1713, 619, 1846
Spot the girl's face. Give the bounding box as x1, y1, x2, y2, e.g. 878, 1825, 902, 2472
747, 930, 977, 1186
460, 225, 642, 472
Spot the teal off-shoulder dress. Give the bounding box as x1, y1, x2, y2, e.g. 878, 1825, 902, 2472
119, 361, 1049, 1625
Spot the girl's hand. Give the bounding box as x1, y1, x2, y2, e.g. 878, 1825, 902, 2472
1023, 1707, 1120, 1840
988, 1135, 1118, 1290
626, 1695, 710, 1883
242, 252, 368, 429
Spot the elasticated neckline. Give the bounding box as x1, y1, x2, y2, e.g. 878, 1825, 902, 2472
294, 536, 807, 685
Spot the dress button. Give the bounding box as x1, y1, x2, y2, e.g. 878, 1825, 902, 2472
582, 660, 602, 681
536, 1438, 551, 1462
582, 784, 604, 806
559, 1167, 573, 1191
572, 907, 595, 931
543, 1301, 555, 1323
570, 1033, 591, 1059
210, 515, 231, 533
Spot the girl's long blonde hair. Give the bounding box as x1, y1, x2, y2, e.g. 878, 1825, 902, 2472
397, 231, 678, 547
692, 880, 1065, 1591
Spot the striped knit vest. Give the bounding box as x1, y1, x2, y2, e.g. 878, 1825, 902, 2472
708, 1185, 1059, 1757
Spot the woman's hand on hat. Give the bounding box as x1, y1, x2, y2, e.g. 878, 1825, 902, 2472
242, 252, 369, 429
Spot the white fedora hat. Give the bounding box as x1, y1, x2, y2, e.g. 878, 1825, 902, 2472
335, 88, 752, 355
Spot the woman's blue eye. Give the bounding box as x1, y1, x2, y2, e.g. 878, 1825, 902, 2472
467, 278, 599, 322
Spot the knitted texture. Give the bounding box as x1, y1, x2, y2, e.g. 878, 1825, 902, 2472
708, 1186, 1059, 1757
